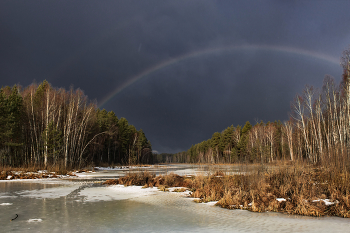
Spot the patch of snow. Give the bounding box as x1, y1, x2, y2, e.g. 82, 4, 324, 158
276, 198, 286, 202
202, 201, 218, 206
181, 190, 192, 197
0, 195, 16, 198
312, 199, 338, 206
0, 203, 13, 205
78, 185, 159, 202
6, 176, 12, 180
27, 219, 42, 223
228, 204, 244, 208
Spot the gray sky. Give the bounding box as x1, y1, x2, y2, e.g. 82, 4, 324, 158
1, 0, 349, 153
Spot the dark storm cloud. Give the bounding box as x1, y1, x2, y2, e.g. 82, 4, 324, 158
1, 0, 350, 153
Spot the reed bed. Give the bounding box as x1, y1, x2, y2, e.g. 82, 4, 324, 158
103, 164, 350, 218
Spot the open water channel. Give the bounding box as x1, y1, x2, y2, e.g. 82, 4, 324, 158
1, 164, 349, 232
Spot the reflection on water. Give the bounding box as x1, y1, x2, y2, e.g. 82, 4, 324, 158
1, 165, 349, 233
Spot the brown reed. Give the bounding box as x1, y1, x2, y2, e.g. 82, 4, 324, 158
103, 164, 350, 218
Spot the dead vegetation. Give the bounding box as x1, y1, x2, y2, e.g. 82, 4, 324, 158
102, 172, 192, 188
0, 170, 56, 179
173, 187, 188, 192
0, 165, 80, 180
103, 165, 350, 218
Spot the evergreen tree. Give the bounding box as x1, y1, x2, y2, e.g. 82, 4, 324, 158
237, 121, 252, 162
211, 132, 223, 163
221, 125, 234, 162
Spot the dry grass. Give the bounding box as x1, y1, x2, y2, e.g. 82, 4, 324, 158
0, 164, 77, 179
104, 164, 350, 218
103, 179, 119, 185
0, 170, 49, 179
158, 185, 169, 192
173, 187, 188, 192
216, 164, 350, 217
102, 172, 188, 188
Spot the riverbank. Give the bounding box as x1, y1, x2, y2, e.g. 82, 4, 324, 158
2, 178, 349, 233
0, 164, 158, 180
0, 166, 90, 180
103, 164, 350, 218
3, 163, 350, 218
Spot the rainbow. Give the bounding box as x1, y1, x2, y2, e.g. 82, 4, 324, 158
98, 44, 340, 108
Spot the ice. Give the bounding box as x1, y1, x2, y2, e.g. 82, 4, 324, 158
1, 165, 350, 233
15, 184, 81, 199
94, 165, 153, 171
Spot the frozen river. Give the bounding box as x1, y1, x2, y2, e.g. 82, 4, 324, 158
1, 164, 349, 232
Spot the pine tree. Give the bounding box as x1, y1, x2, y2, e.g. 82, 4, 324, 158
237, 121, 252, 162
221, 125, 234, 162
211, 132, 222, 163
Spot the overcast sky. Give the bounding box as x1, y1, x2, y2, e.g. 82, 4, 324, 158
1, 0, 350, 153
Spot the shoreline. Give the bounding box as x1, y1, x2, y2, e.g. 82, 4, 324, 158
2, 164, 350, 218
102, 165, 350, 219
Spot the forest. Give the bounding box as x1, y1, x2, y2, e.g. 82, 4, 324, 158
3, 49, 350, 172
172, 49, 350, 171
0, 81, 153, 169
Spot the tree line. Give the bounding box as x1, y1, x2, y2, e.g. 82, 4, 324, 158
173, 49, 350, 170
0, 81, 153, 169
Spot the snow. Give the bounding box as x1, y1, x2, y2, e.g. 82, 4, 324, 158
275, 197, 338, 205
0, 203, 13, 205
78, 185, 159, 202
0, 195, 16, 199
276, 198, 287, 202
27, 219, 42, 223
312, 199, 338, 206
202, 201, 218, 206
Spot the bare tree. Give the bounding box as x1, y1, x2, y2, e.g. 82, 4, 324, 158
284, 121, 294, 161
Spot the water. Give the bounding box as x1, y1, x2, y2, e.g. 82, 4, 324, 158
1, 165, 349, 232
